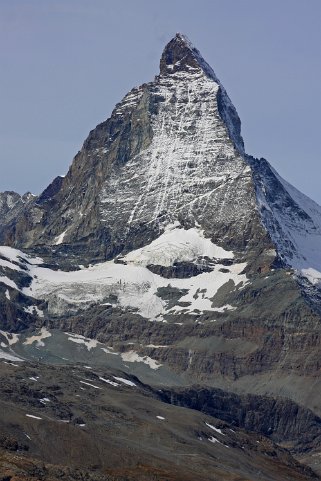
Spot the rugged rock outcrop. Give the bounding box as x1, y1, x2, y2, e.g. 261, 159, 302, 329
158, 385, 321, 453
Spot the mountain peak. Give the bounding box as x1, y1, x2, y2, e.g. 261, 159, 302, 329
160, 33, 218, 80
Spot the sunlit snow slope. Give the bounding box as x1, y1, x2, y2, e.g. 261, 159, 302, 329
249, 156, 321, 286
0, 226, 247, 321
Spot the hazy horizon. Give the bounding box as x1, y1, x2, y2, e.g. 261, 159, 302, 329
1, 0, 320, 203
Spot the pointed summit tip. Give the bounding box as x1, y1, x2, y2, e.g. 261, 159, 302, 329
160, 33, 218, 80
159, 33, 244, 154
173, 32, 195, 48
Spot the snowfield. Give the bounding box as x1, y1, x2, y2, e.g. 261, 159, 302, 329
0, 229, 247, 320
124, 224, 233, 267
22, 233, 246, 319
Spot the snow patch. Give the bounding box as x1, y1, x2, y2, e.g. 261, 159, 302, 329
0, 276, 18, 290
23, 305, 44, 317
206, 422, 225, 435
99, 377, 119, 387
120, 350, 162, 370
40, 398, 50, 404
0, 246, 43, 265
3, 361, 19, 367
113, 377, 136, 387
54, 230, 67, 245
167, 262, 247, 314
212, 304, 236, 313
0, 330, 19, 346
0, 258, 22, 272
79, 380, 101, 389
101, 346, 119, 355
208, 436, 221, 444
23, 327, 51, 347
124, 225, 233, 267
0, 349, 23, 362
301, 268, 321, 286
66, 332, 99, 350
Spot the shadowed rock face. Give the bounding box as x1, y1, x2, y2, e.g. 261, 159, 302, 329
158, 385, 321, 453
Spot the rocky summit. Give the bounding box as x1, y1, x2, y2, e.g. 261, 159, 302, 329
1, 33, 321, 480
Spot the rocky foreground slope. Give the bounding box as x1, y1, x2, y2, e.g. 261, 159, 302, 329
1, 33, 321, 479
0, 359, 319, 481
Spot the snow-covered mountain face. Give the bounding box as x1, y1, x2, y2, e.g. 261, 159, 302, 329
0, 33, 271, 263
96, 46, 268, 257
2, 34, 321, 481
249, 156, 321, 286
1, 33, 321, 394
0, 230, 247, 322
1, 34, 321, 316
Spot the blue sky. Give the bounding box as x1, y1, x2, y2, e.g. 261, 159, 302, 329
1, 0, 320, 203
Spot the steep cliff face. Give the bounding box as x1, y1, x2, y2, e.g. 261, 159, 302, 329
0, 34, 272, 265
0, 191, 36, 245
0, 192, 23, 218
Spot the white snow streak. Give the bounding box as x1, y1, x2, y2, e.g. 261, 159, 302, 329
113, 377, 136, 387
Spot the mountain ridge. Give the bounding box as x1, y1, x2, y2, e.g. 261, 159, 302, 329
1, 35, 321, 479
1, 33, 320, 324
1, 34, 320, 282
